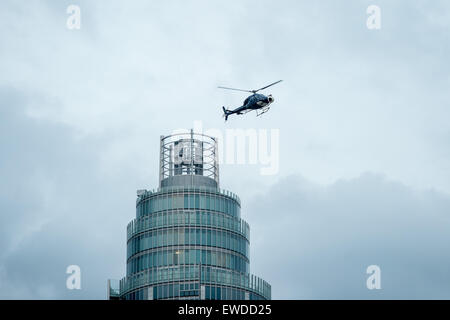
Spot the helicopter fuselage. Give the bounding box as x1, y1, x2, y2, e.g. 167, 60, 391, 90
233, 93, 273, 114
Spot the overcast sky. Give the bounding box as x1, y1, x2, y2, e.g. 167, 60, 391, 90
0, 0, 449, 299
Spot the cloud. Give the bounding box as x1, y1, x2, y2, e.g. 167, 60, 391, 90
1, 0, 450, 195
247, 173, 450, 299
1, 86, 450, 299
0, 87, 131, 299
1, 0, 450, 300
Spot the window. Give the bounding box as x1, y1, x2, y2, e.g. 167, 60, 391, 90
168, 229, 173, 246
202, 229, 206, 245
201, 250, 206, 264
196, 229, 200, 245
148, 231, 153, 248
184, 194, 189, 208
190, 249, 195, 264
149, 198, 154, 213
189, 195, 194, 209
220, 215, 224, 229
211, 251, 217, 266
190, 227, 196, 244
173, 195, 181, 209
162, 196, 167, 211
163, 229, 167, 246
156, 212, 161, 227
201, 211, 207, 224
185, 249, 190, 264
195, 194, 200, 209
179, 250, 185, 264
196, 249, 200, 264
157, 230, 162, 247
217, 287, 222, 300
157, 251, 162, 266
163, 250, 168, 266
179, 228, 184, 245
211, 229, 216, 247
200, 195, 205, 209
205, 286, 210, 300
185, 228, 190, 245
220, 231, 225, 248
143, 233, 148, 250
173, 227, 178, 245
152, 252, 157, 267
216, 252, 222, 268
163, 285, 168, 299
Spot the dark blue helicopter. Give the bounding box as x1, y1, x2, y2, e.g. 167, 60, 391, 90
218, 80, 283, 121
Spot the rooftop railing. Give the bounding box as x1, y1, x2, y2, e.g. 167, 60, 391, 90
136, 186, 241, 206
119, 265, 271, 300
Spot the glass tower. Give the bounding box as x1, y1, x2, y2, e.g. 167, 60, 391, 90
109, 130, 271, 300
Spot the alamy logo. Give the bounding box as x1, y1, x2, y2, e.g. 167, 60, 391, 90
366, 5, 381, 30
66, 265, 81, 290
366, 265, 381, 290
172, 121, 280, 176
66, 5, 81, 30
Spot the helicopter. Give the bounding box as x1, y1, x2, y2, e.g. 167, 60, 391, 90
218, 80, 283, 121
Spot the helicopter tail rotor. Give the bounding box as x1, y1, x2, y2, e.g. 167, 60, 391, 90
222, 106, 231, 121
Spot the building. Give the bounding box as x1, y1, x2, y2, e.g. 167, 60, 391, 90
108, 130, 271, 300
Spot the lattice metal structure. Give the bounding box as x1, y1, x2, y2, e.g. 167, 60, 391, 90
159, 130, 219, 188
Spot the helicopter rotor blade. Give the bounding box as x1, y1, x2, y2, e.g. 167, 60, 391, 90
253, 80, 283, 93
217, 86, 253, 93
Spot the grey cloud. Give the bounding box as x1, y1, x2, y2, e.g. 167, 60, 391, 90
1, 0, 450, 299
0, 88, 130, 299
247, 173, 450, 299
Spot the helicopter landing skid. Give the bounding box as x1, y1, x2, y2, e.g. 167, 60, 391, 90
256, 106, 270, 117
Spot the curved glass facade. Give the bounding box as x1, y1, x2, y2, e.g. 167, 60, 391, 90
111, 132, 271, 300
136, 188, 241, 218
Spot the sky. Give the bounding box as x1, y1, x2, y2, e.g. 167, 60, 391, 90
0, 0, 449, 299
